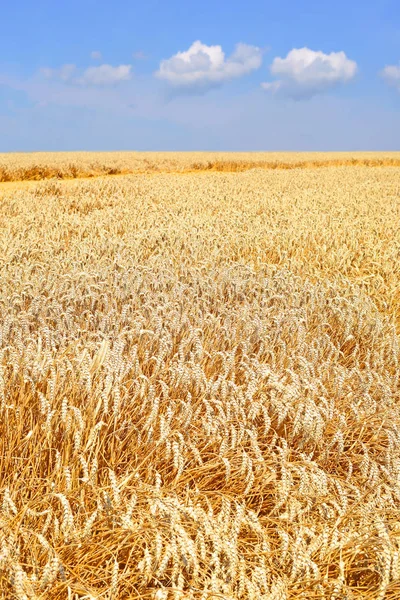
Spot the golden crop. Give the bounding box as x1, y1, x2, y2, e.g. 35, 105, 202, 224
1, 151, 400, 181
1, 157, 400, 599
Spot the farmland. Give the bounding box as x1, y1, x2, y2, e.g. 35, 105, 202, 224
2, 151, 400, 181
1, 154, 400, 599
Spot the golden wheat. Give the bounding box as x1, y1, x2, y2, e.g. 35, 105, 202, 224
1, 151, 400, 182
0, 160, 400, 599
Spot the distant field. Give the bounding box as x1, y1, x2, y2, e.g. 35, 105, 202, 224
1, 160, 400, 599
1, 150, 400, 181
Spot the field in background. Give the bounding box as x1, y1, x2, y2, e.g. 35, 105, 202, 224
1, 160, 400, 599
2, 151, 400, 181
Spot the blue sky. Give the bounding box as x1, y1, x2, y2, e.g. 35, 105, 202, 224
1, 0, 399, 151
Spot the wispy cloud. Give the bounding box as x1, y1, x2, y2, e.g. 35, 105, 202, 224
133, 51, 147, 60
78, 64, 132, 85
39, 63, 132, 86
156, 41, 262, 92
262, 47, 357, 99
381, 63, 400, 91
40, 64, 77, 82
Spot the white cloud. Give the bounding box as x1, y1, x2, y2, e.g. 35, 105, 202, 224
262, 47, 357, 99
40, 64, 77, 82
381, 64, 400, 91
90, 51, 102, 60
260, 81, 281, 93
39, 63, 132, 86
156, 40, 262, 90
78, 64, 132, 85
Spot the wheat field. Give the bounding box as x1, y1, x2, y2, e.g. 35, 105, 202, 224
2, 151, 400, 182
1, 155, 400, 599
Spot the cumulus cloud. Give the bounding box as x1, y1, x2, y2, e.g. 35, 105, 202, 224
156, 41, 262, 90
90, 51, 102, 60
262, 47, 357, 99
381, 64, 400, 91
39, 63, 132, 86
